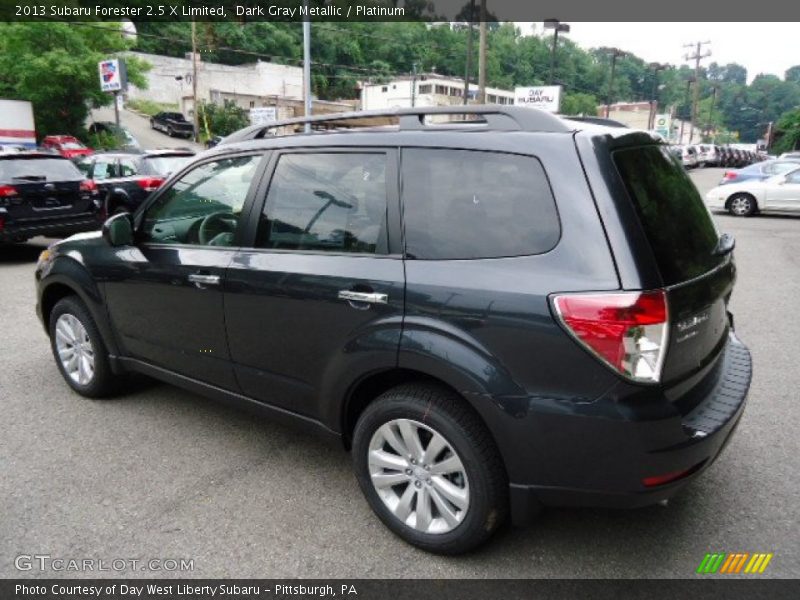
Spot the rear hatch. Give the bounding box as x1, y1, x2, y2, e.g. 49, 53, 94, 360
612, 144, 733, 387
0, 156, 95, 221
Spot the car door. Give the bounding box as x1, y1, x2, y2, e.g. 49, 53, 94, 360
765, 168, 800, 212
103, 152, 268, 389
88, 155, 119, 201
224, 148, 404, 419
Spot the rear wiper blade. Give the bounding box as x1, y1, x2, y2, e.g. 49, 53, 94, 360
712, 232, 736, 256
12, 175, 47, 182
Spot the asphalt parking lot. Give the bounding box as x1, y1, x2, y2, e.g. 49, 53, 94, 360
1, 167, 798, 578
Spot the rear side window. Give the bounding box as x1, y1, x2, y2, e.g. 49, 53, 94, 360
614, 145, 723, 285
256, 153, 388, 254
401, 149, 559, 259
0, 157, 83, 182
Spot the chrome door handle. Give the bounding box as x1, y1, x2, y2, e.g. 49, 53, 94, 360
338, 290, 388, 305
188, 273, 220, 286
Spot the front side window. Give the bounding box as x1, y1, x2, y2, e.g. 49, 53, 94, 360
141, 155, 260, 246
401, 149, 560, 260
91, 159, 117, 180
119, 158, 138, 177
256, 153, 388, 254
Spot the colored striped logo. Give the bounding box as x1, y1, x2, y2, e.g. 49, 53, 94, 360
696, 552, 773, 574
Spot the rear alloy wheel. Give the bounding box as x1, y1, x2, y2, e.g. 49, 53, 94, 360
729, 194, 756, 217
353, 384, 508, 554
49, 296, 119, 398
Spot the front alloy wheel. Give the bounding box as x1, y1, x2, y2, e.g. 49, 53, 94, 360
729, 194, 756, 216
54, 313, 95, 386
49, 296, 119, 398
368, 418, 469, 534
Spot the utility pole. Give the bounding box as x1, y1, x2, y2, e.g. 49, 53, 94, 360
303, 2, 312, 133
706, 85, 718, 141
462, 0, 475, 105
411, 62, 418, 107
191, 21, 198, 142
679, 77, 694, 144
604, 48, 626, 118
648, 62, 667, 130
544, 20, 570, 86
477, 0, 487, 104
684, 40, 711, 143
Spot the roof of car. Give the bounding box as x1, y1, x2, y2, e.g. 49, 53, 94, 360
0, 151, 67, 160
213, 106, 660, 155
86, 149, 195, 158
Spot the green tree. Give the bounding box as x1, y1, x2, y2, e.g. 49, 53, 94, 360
0, 22, 149, 139
561, 92, 598, 115
772, 108, 800, 153
199, 100, 249, 138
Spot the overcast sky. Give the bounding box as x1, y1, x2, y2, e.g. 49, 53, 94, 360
516, 23, 800, 82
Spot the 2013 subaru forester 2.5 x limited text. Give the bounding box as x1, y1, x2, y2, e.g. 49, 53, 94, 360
35, 106, 752, 554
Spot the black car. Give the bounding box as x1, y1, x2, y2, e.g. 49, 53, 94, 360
150, 111, 195, 138
87, 121, 141, 151
76, 150, 195, 215
35, 106, 751, 554
0, 152, 100, 243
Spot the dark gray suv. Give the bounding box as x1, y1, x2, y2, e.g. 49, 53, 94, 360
35, 106, 751, 554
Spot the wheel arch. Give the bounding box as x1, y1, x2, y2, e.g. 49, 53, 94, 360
340, 365, 513, 486
39, 261, 121, 360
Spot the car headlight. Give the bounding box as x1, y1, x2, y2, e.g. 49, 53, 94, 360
37, 247, 57, 268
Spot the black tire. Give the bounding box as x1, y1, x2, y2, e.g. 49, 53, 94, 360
150, 119, 155, 129
48, 296, 119, 398
728, 193, 757, 217
352, 383, 508, 554
167, 126, 174, 137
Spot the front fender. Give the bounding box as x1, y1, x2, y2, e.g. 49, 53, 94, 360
37, 251, 120, 358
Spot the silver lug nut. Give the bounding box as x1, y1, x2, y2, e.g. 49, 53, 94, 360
414, 481, 422, 488
405, 468, 412, 475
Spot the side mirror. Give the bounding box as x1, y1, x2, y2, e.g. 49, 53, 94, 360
102, 212, 133, 247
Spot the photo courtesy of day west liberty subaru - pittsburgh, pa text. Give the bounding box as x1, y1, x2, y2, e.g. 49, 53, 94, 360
35, 3, 406, 18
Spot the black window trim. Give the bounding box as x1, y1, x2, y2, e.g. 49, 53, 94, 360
134, 150, 271, 250
238, 146, 403, 259
398, 145, 563, 261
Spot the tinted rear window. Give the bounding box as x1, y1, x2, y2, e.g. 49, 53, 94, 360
0, 157, 83, 182
401, 149, 560, 259
613, 145, 723, 285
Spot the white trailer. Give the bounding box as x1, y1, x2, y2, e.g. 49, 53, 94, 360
0, 99, 36, 148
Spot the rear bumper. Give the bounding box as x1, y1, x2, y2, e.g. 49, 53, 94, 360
508, 332, 752, 525
0, 211, 99, 242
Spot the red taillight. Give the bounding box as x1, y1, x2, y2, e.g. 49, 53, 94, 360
136, 177, 165, 192
0, 184, 18, 198
642, 468, 691, 488
0, 215, 4, 231
724, 171, 737, 180
80, 179, 98, 194
552, 290, 669, 383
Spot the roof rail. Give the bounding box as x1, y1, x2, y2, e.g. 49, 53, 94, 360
220, 105, 572, 145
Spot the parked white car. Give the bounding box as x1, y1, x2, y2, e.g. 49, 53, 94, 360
705, 167, 800, 216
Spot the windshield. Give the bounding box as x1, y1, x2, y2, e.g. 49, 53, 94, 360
60, 141, 86, 150
614, 145, 724, 286
0, 157, 83, 182
144, 155, 193, 176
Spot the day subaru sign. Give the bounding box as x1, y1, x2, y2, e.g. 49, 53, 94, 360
98, 59, 124, 92
514, 86, 562, 113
